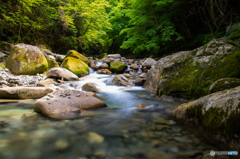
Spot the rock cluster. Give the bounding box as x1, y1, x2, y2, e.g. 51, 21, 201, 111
0, 67, 45, 88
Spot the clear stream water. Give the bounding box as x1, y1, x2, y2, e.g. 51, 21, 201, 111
0, 64, 223, 159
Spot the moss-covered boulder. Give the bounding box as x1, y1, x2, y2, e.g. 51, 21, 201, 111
62, 57, 89, 76
144, 38, 240, 99
65, 50, 88, 65
110, 60, 127, 74
6, 44, 48, 75
173, 86, 240, 151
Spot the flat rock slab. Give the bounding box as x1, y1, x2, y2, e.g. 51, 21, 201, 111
0, 87, 53, 99
34, 90, 107, 119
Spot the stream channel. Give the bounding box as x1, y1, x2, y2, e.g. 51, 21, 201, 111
0, 61, 222, 159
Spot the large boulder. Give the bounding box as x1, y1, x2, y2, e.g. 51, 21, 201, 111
82, 82, 99, 92
107, 54, 121, 59
0, 87, 53, 99
110, 61, 127, 74
34, 90, 107, 119
142, 58, 157, 69
65, 50, 88, 65
173, 86, 240, 151
144, 38, 240, 99
6, 44, 48, 75
112, 75, 133, 86
47, 67, 79, 81
62, 57, 89, 77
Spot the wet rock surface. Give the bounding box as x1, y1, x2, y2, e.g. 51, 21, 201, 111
0, 87, 53, 99
82, 82, 100, 92
112, 75, 133, 86
144, 38, 240, 100
46, 67, 79, 81
34, 89, 107, 119
173, 85, 240, 152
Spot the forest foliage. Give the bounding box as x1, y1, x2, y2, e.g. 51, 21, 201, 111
0, 0, 240, 57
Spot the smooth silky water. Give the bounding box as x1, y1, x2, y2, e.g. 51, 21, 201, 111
0, 66, 222, 159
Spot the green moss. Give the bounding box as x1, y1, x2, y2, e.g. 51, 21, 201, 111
185, 104, 203, 120
97, 53, 107, 59
210, 78, 240, 93
46, 57, 59, 70
110, 61, 127, 74
0, 63, 5, 68
65, 50, 88, 64
185, 103, 240, 136
6, 45, 48, 75
62, 57, 89, 76
161, 48, 240, 99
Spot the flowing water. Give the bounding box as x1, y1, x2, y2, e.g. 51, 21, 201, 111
0, 66, 223, 159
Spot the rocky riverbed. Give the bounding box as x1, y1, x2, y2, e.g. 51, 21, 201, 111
0, 39, 239, 158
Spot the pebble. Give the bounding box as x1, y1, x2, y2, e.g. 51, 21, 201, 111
55, 139, 69, 150
88, 132, 104, 143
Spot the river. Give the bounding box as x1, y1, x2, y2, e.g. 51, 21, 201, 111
0, 62, 222, 159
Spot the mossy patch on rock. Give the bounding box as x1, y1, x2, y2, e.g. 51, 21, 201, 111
209, 78, 240, 93
110, 60, 127, 74
62, 57, 89, 76
6, 44, 48, 75
0, 63, 5, 68
46, 56, 59, 70
173, 86, 240, 151
148, 38, 240, 100
65, 50, 88, 64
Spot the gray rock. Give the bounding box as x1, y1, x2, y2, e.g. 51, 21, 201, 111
107, 54, 121, 59
142, 58, 157, 69
47, 67, 79, 81
34, 90, 107, 119
209, 78, 240, 93
112, 75, 133, 86
0, 52, 6, 58
82, 82, 99, 92
134, 78, 146, 86
55, 55, 65, 62
173, 85, 240, 152
144, 38, 240, 99
99, 63, 109, 69
0, 87, 53, 99
130, 63, 139, 70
